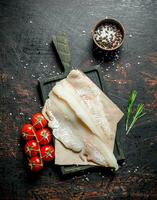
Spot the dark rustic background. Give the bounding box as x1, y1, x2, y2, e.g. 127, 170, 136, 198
0, 0, 157, 199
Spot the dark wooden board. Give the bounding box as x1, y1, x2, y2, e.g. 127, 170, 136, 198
1, 0, 157, 199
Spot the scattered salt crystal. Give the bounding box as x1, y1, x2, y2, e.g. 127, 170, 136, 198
39, 106, 43, 109
11, 76, 14, 80
9, 113, 13, 116
30, 20, 33, 24
26, 63, 28, 66
128, 170, 130, 173
125, 63, 130, 68
85, 177, 89, 182
52, 71, 55, 73
134, 168, 138, 172
107, 74, 110, 78
21, 60, 23, 63
23, 66, 27, 69
91, 60, 93, 63
122, 162, 126, 166
115, 54, 119, 59
53, 65, 56, 68
57, 72, 59, 75
137, 62, 141, 65
106, 68, 109, 71
102, 176, 104, 178
41, 62, 43, 65
138, 55, 141, 58
20, 112, 24, 116
13, 97, 16, 100
46, 43, 48, 46
32, 74, 35, 78
116, 69, 118, 71
129, 34, 133, 38
98, 172, 101, 175
17, 143, 20, 147
82, 30, 86, 33
43, 65, 48, 68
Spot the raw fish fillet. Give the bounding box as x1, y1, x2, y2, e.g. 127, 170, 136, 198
42, 70, 123, 169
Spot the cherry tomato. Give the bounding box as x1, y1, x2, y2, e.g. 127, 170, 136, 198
21, 124, 35, 140
24, 140, 39, 157
41, 145, 55, 161
36, 128, 52, 145
28, 156, 43, 172
31, 113, 48, 129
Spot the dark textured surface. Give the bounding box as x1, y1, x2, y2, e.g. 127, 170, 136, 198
0, 0, 157, 199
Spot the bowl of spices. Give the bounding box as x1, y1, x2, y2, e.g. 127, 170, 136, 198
92, 18, 125, 51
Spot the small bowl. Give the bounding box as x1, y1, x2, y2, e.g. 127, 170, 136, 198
92, 18, 125, 51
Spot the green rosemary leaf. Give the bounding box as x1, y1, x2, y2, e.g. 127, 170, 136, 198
137, 112, 146, 119
125, 90, 137, 131
125, 91, 146, 135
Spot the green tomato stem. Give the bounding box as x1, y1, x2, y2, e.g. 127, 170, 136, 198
32, 127, 43, 166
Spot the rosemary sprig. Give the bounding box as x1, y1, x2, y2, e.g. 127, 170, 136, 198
125, 90, 146, 135
125, 90, 137, 131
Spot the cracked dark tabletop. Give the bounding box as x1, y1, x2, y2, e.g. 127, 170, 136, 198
0, 0, 157, 199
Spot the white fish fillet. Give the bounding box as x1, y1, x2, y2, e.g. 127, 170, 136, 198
42, 70, 123, 169
67, 70, 124, 150
43, 91, 118, 169
43, 92, 84, 153
53, 79, 109, 145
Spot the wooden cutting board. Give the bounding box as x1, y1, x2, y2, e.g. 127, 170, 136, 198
39, 33, 125, 174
